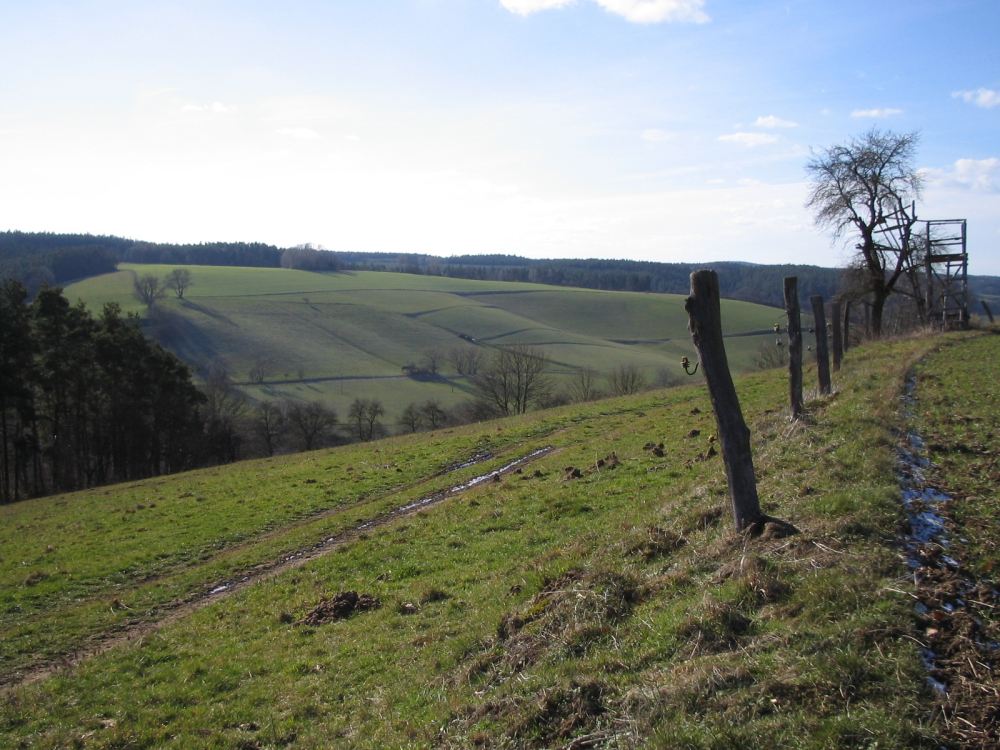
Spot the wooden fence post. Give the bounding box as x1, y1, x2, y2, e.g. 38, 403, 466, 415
982, 301, 996, 324
783, 277, 803, 419
685, 271, 764, 532
831, 300, 843, 372
843, 300, 851, 352
810, 295, 831, 395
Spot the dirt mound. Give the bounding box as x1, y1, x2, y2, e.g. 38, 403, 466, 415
299, 591, 381, 626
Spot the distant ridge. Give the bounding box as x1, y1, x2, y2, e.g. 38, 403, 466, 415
3, 230, 998, 308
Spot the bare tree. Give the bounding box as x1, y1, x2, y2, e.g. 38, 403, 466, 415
202, 364, 248, 463
805, 129, 922, 337
286, 401, 337, 451
133, 273, 166, 308
253, 401, 287, 456
399, 403, 423, 433
421, 349, 443, 376
449, 345, 483, 376
753, 339, 788, 370
568, 367, 600, 403
607, 364, 646, 396
248, 357, 271, 384
420, 399, 447, 429
164, 269, 193, 299
472, 345, 549, 416
348, 398, 385, 441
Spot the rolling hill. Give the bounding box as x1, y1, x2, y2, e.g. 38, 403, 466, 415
65, 264, 788, 423
2, 330, 996, 747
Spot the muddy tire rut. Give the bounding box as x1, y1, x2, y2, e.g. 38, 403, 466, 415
2, 445, 555, 692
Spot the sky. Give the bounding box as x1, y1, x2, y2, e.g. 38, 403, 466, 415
1, 0, 998, 273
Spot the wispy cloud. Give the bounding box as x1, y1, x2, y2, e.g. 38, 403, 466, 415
641, 128, 675, 142
754, 114, 797, 129
593, 0, 709, 23
500, 0, 709, 23
952, 88, 1000, 109
921, 157, 999, 193
718, 132, 778, 147
276, 127, 322, 140
499, 0, 576, 15
180, 101, 234, 114
850, 107, 902, 118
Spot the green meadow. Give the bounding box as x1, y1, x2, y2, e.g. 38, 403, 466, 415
3, 329, 996, 748
65, 265, 787, 422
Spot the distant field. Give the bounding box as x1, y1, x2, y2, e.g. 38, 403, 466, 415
66, 265, 789, 421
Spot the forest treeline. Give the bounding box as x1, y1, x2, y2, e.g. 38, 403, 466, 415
0, 231, 839, 307
4, 230, 997, 309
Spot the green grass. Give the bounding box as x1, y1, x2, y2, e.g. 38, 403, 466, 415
65, 265, 788, 420
3, 330, 990, 748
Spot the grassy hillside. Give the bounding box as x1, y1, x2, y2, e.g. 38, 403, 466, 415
65, 265, 787, 421
3, 330, 996, 747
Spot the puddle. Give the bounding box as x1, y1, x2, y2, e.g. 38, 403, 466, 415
898, 375, 954, 694
205, 446, 554, 598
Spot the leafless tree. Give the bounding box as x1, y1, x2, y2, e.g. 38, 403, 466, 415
348, 398, 385, 441
472, 345, 550, 416
753, 339, 788, 370
449, 345, 483, 376
133, 273, 166, 308
607, 364, 646, 396
420, 399, 447, 429
253, 401, 287, 456
164, 269, 193, 299
806, 129, 922, 337
568, 367, 600, 402
201, 363, 248, 462
421, 349, 443, 376
286, 401, 337, 451
399, 403, 423, 433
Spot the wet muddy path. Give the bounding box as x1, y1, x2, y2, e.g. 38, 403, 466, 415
4, 445, 554, 690
898, 373, 999, 743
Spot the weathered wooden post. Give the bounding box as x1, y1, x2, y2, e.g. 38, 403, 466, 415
685, 271, 764, 532
810, 295, 831, 395
842, 300, 851, 352
831, 299, 843, 372
783, 277, 803, 419
982, 300, 996, 324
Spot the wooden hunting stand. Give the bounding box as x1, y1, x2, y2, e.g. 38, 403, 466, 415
871, 203, 969, 329
923, 219, 969, 329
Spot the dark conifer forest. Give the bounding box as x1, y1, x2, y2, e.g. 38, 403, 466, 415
0, 280, 207, 503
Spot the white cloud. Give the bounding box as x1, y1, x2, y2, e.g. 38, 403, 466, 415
593, 0, 709, 23
952, 88, 1000, 109
850, 107, 902, 118
276, 127, 322, 140
180, 101, 234, 114
499, 0, 709, 23
641, 128, 675, 142
754, 114, 798, 129
718, 132, 778, 147
921, 157, 999, 193
499, 0, 576, 15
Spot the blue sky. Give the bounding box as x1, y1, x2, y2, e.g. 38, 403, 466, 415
2, 0, 998, 272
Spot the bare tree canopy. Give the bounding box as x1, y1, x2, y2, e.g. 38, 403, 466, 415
165, 268, 193, 299
472, 345, 549, 416
132, 273, 166, 308
607, 364, 646, 396
805, 128, 922, 336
